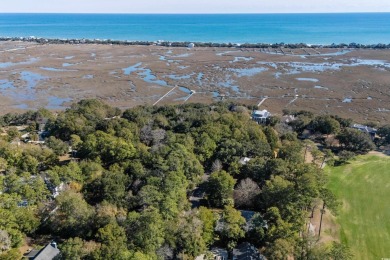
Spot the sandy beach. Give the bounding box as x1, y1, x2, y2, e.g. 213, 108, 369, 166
1, 41, 389, 122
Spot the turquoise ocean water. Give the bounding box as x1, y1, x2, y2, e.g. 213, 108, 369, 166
0, 13, 390, 44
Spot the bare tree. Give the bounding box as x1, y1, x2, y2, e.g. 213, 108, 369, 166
151, 129, 166, 145
211, 159, 223, 173
140, 123, 153, 145
234, 178, 261, 209
0, 230, 11, 253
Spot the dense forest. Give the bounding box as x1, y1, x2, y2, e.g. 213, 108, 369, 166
0, 100, 387, 259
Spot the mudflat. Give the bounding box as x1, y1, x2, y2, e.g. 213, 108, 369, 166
1, 41, 389, 122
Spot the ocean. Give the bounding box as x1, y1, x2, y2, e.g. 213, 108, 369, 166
0, 13, 390, 44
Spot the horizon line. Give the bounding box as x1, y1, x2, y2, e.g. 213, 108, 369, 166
1, 11, 390, 15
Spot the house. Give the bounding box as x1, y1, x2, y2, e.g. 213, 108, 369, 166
233, 243, 265, 260
251, 110, 271, 124
44, 177, 65, 198
195, 248, 228, 260
351, 124, 377, 139
281, 115, 296, 124
24, 241, 60, 260
240, 210, 268, 232
239, 157, 251, 165
211, 248, 229, 260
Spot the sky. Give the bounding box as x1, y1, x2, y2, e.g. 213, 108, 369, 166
2, 0, 390, 14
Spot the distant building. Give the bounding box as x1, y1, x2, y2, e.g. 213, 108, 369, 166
233, 243, 265, 260
195, 247, 228, 260
44, 177, 65, 198
251, 110, 271, 124
281, 115, 296, 124
240, 210, 268, 232
351, 124, 377, 139
239, 157, 251, 165
24, 241, 60, 260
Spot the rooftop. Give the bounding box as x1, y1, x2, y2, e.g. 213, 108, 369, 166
233, 242, 265, 260
25, 242, 60, 260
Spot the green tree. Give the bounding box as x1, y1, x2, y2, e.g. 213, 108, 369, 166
70, 134, 83, 150
48, 99, 120, 140
195, 133, 217, 163
159, 170, 189, 220
176, 212, 207, 258
50, 190, 94, 237
264, 238, 294, 260
337, 150, 355, 164
246, 213, 266, 246
46, 136, 69, 156
218, 206, 246, 250
311, 115, 341, 135
126, 207, 165, 254
377, 125, 390, 145
260, 176, 294, 212
96, 222, 131, 259
6, 127, 19, 142
327, 242, 353, 260
337, 128, 375, 153
278, 140, 303, 163
14, 208, 40, 234
264, 126, 280, 151
47, 161, 83, 184
84, 170, 130, 207
79, 131, 135, 165
263, 207, 294, 243
206, 171, 236, 208
198, 207, 216, 246
0, 248, 22, 260
59, 237, 89, 260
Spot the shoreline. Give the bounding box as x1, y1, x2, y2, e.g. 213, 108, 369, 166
1, 37, 390, 50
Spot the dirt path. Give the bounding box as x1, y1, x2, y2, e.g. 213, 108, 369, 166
368, 151, 390, 158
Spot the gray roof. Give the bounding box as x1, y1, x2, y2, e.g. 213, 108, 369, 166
352, 124, 377, 134
233, 243, 265, 260
24, 249, 41, 259
211, 247, 228, 259
29, 242, 60, 260
252, 110, 271, 119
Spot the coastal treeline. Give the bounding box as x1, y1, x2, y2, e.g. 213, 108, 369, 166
1, 100, 384, 259
1, 37, 390, 50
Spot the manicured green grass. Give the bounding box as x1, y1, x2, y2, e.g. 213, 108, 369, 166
326, 155, 390, 260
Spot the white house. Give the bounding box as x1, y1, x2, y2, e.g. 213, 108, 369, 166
251, 110, 271, 124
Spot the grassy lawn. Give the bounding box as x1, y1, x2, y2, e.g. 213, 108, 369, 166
326, 155, 390, 260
